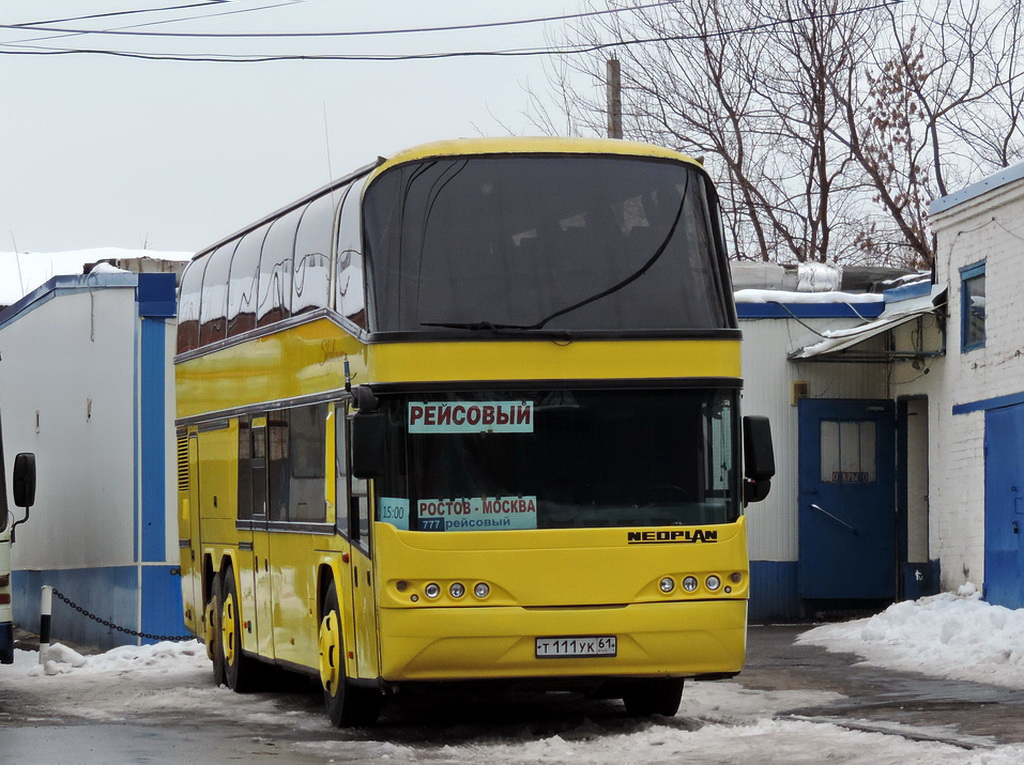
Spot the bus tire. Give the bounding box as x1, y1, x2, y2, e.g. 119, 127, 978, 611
622, 678, 684, 717
205, 571, 226, 687
221, 568, 257, 693
319, 580, 382, 727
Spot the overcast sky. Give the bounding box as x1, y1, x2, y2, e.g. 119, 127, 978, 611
0, 0, 602, 254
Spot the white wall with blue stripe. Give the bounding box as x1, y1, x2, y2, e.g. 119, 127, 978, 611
0, 271, 182, 648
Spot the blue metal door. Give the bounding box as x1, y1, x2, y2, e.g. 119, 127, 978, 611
984, 404, 1024, 609
798, 399, 897, 600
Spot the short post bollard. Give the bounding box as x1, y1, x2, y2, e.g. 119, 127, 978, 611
39, 585, 52, 665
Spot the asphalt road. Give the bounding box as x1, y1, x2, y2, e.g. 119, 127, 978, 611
742, 624, 1024, 748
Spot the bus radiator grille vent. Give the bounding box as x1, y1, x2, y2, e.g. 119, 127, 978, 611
176, 436, 189, 493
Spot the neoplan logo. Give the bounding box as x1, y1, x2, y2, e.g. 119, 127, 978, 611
627, 529, 718, 544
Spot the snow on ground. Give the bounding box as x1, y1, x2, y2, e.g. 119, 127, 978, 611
6, 589, 1024, 764
799, 583, 1024, 690
0, 248, 191, 306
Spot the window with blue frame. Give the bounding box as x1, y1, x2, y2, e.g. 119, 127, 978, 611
960, 261, 986, 352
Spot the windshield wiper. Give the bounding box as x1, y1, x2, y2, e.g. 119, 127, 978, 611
420, 321, 526, 331
524, 174, 690, 331
420, 320, 575, 343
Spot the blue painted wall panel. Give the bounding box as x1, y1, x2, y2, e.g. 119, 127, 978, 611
140, 317, 167, 563
14, 567, 138, 650
13, 566, 186, 650
141, 566, 187, 641
748, 560, 801, 622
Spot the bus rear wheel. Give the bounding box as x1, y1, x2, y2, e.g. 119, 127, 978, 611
205, 572, 226, 687
221, 568, 258, 692
622, 678, 684, 717
319, 580, 382, 727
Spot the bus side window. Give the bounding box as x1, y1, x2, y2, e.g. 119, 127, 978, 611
237, 416, 252, 521
335, 404, 350, 537
338, 402, 370, 547
251, 418, 268, 518
268, 414, 289, 521
288, 404, 327, 523
351, 474, 370, 546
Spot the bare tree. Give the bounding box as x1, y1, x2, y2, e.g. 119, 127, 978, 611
540, 0, 1024, 268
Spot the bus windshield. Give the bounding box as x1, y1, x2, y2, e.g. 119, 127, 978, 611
363, 155, 732, 334
374, 388, 740, 531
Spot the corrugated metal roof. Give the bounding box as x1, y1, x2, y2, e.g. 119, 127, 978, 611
789, 285, 947, 360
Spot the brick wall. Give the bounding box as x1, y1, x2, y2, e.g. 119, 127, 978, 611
928, 174, 1024, 591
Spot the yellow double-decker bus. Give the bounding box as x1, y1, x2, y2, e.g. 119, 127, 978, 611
175, 137, 774, 725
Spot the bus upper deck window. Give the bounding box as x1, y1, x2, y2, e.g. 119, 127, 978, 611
335, 179, 368, 329
198, 243, 233, 346
177, 257, 206, 354
227, 226, 269, 337
257, 207, 302, 327
293, 194, 337, 316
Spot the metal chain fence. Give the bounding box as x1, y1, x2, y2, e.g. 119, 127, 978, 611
51, 588, 192, 642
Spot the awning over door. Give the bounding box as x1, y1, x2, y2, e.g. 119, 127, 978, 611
789, 284, 946, 362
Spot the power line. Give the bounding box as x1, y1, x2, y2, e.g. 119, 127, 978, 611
0, 1, 905, 63
5, 1, 302, 47
3, 1, 684, 39
11, 1, 232, 28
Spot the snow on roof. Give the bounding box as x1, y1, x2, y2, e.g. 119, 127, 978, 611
735, 288, 885, 305
0, 248, 191, 306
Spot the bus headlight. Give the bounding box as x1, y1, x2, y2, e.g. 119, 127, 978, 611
424, 583, 441, 599
706, 575, 722, 591
473, 582, 490, 599
659, 577, 675, 594
682, 576, 698, 592
449, 582, 466, 599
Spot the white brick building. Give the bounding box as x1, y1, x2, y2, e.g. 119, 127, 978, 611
925, 162, 1024, 606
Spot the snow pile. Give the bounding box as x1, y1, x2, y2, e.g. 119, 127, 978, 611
14, 639, 207, 678
799, 584, 1024, 689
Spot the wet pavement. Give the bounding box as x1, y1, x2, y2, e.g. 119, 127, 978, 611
740, 624, 1024, 748
4, 623, 1024, 759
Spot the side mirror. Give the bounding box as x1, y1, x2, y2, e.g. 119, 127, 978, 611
742, 416, 774, 504
351, 412, 385, 480
10, 452, 36, 543
13, 452, 35, 509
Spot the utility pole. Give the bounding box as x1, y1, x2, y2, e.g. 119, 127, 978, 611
606, 59, 623, 139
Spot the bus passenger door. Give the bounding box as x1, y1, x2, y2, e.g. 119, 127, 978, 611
250, 417, 276, 658
336, 411, 380, 680
348, 474, 379, 679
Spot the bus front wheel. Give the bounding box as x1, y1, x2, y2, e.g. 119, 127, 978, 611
319, 580, 382, 727
622, 678, 684, 717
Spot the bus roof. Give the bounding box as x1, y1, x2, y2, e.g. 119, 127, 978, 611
191, 138, 702, 263
370, 137, 702, 185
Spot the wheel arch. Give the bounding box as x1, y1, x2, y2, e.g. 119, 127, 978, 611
317, 562, 340, 623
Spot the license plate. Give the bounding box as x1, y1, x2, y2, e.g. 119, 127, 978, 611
535, 636, 617, 659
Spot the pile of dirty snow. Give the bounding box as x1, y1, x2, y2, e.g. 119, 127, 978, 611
799, 583, 1024, 689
